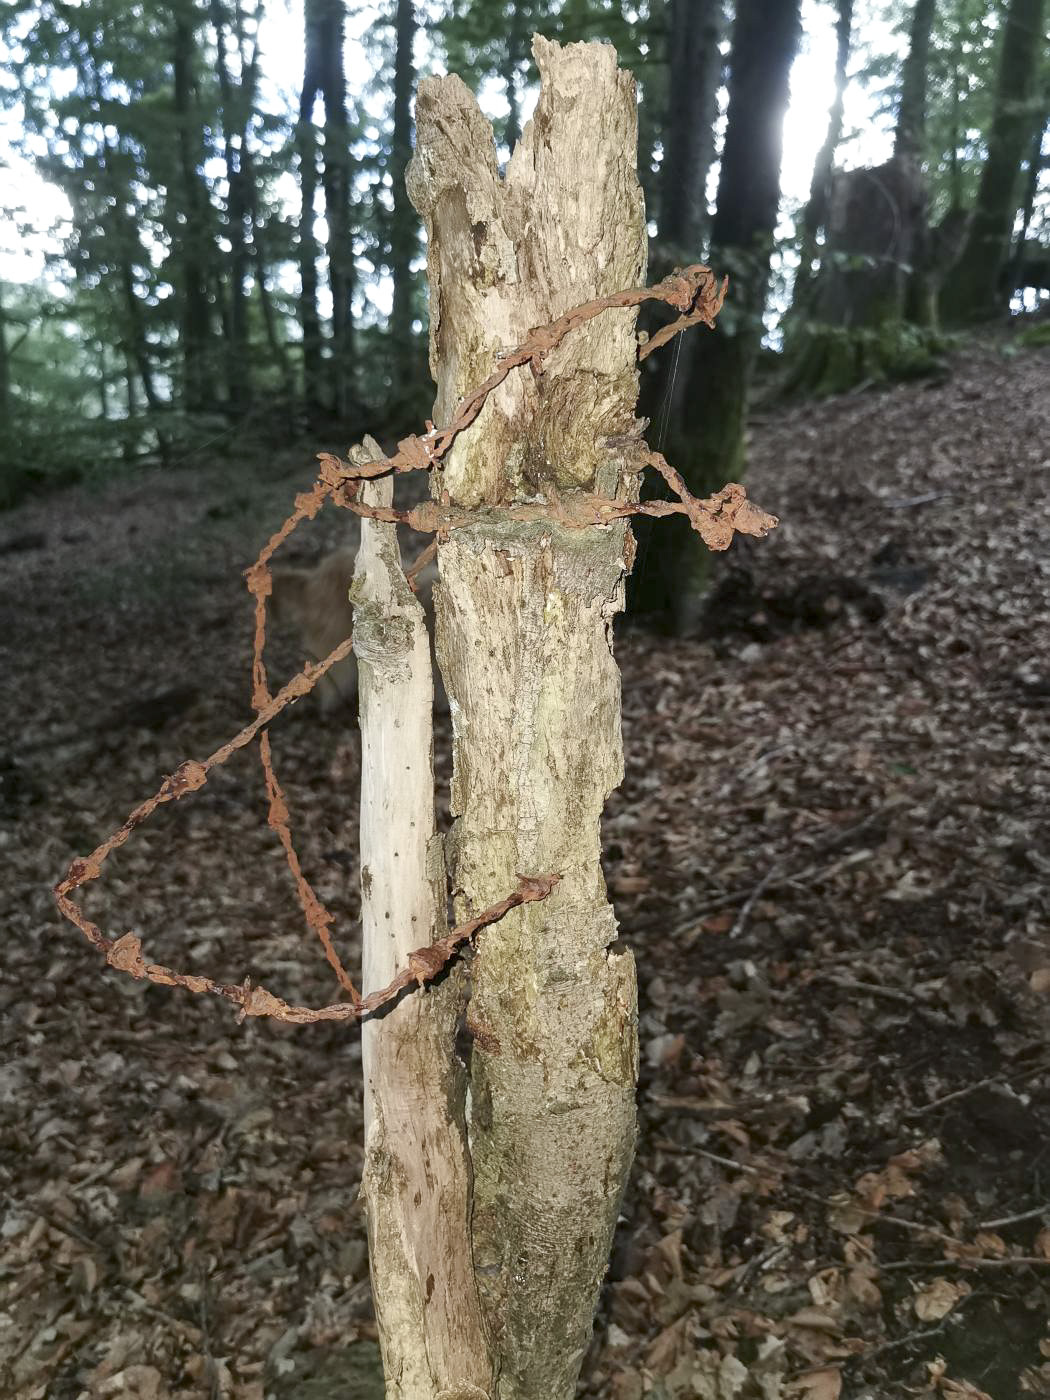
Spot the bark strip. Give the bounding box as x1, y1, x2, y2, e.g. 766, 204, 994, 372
354, 455, 492, 1400
409, 37, 644, 1400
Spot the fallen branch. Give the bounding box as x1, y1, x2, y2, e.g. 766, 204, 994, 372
977, 1203, 1050, 1230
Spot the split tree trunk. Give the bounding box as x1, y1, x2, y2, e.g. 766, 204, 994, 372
409, 36, 643, 1400
354, 451, 491, 1400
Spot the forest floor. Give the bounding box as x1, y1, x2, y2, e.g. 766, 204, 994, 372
2, 333, 1050, 1400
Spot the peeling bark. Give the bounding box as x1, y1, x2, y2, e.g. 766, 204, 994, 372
354, 450, 491, 1400
409, 37, 643, 1400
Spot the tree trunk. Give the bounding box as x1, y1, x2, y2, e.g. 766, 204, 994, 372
0, 281, 10, 427
943, 0, 1048, 324
894, 0, 936, 162
792, 0, 853, 311
629, 0, 721, 612
354, 456, 492, 1399
659, 0, 801, 633
409, 36, 642, 1399
296, 112, 324, 411
1004, 93, 1049, 295
0, 282, 12, 506
657, 0, 721, 260
499, 0, 526, 149
388, 0, 419, 394
310, 0, 356, 418
249, 196, 298, 411
172, 0, 215, 412
95, 339, 109, 420
209, 0, 254, 411
895, 0, 939, 324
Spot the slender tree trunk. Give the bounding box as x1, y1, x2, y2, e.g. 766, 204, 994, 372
81, 47, 170, 460
354, 458, 492, 1400
95, 340, 109, 419
172, 0, 215, 412
947, 19, 964, 213
895, 0, 938, 323
894, 0, 936, 162
657, 0, 721, 260
1004, 95, 1049, 294
312, 0, 356, 419
388, 0, 418, 391
211, 0, 264, 408
296, 112, 324, 411
943, 0, 1048, 323
0, 282, 10, 427
629, 0, 722, 618
409, 36, 642, 1399
117, 258, 162, 417
210, 0, 253, 411
499, 1, 525, 149
662, 0, 801, 633
248, 195, 298, 410
792, 0, 853, 310
123, 352, 140, 465
0, 284, 14, 505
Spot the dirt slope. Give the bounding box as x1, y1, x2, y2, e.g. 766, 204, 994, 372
2, 339, 1049, 1399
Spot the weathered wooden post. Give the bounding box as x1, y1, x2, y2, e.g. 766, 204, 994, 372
354, 446, 492, 1399
408, 36, 644, 1399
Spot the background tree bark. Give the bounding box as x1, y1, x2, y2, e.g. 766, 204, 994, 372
791, 0, 853, 312
295, 107, 324, 410
943, 0, 1048, 323
302, 0, 356, 417
172, 0, 215, 413
409, 36, 643, 1400
388, 0, 419, 398
894, 0, 936, 162
657, 0, 722, 261
655, 0, 801, 633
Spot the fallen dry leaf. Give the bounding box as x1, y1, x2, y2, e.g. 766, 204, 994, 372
787, 1368, 842, 1400
914, 1277, 970, 1321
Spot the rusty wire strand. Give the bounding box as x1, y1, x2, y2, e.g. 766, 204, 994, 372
54, 262, 772, 1027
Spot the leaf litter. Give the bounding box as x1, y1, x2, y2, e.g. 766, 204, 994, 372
2, 336, 1050, 1397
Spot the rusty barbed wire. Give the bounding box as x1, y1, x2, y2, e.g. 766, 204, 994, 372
53, 262, 774, 1026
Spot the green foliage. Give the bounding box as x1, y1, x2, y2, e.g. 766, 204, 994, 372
849, 0, 1004, 216
437, 1, 663, 181
785, 318, 951, 396
1011, 317, 1050, 347
1, 0, 1044, 513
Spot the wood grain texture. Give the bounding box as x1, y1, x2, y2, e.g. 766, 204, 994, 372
410, 37, 644, 1400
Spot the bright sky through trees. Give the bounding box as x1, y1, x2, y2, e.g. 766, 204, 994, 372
0, 0, 900, 288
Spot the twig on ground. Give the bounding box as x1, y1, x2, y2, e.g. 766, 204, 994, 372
978, 1203, 1050, 1230
729, 867, 781, 939
877, 1255, 1050, 1271
906, 1060, 1050, 1119
851, 1297, 978, 1364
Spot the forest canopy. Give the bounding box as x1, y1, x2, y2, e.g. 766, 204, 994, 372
1, 0, 1047, 619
